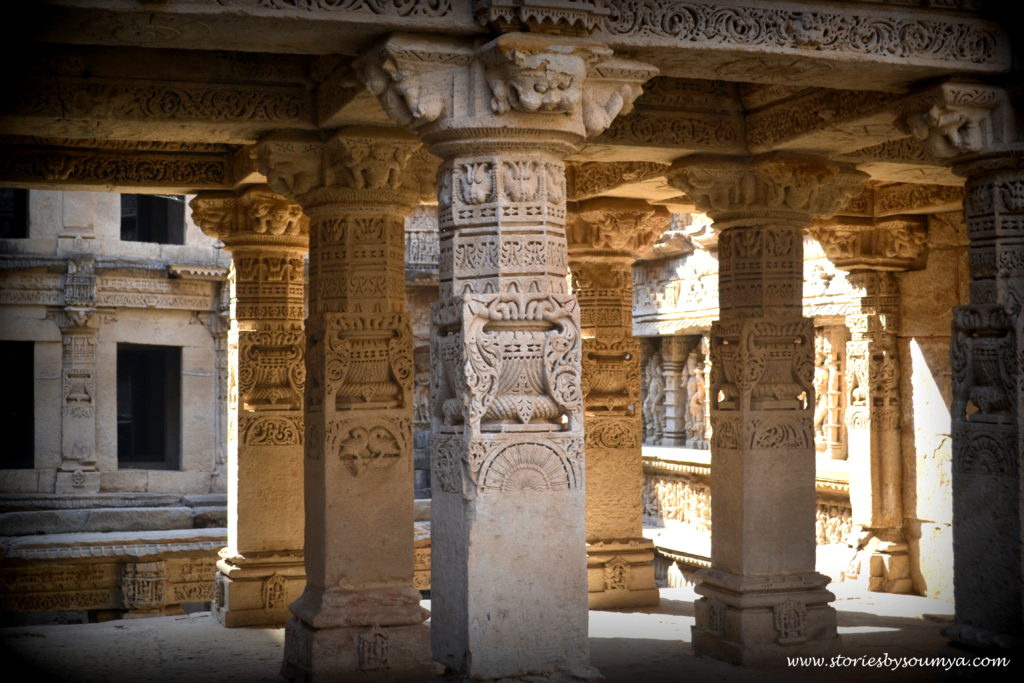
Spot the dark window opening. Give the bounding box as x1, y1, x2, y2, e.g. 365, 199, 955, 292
0, 341, 34, 469
117, 344, 181, 469
0, 188, 29, 239
120, 194, 185, 244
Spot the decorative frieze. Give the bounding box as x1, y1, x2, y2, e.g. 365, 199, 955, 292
598, 2, 1005, 67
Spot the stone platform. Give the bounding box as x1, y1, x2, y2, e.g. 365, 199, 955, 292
1, 585, 963, 683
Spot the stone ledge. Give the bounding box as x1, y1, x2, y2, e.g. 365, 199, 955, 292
2, 528, 227, 561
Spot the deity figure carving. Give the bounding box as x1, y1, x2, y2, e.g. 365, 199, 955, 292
684, 352, 706, 448
643, 351, 666, 445
813, 349, 830, 450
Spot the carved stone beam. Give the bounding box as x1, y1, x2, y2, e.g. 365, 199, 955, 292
666, 153, 866, 664
355, 30, 656, 680
252, 126, 434, 680
746, 88, 905, 156
190, 186, 309, 626
834, 138, 957, 186
594, 1, 1009, 89
566, 160, 669, 201
838, 183, 964, 218
589, 76, 745, 162
33, 2, 1009, 92
34, 1, 479, 54
0, 137, 236, 193
4, 45, 315, 144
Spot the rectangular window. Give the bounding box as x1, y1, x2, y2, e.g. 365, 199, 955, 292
0, 341, 34, 469
0, 188, 29, 239
117, 344, 181, 469
120, 194, 185, 244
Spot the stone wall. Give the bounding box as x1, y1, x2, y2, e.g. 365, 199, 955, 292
0, 190, 229, 495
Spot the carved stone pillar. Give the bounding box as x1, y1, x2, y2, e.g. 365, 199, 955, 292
568, 198, 668, 610
812, 215, 928, 594
191, 186, 308, 627
897, 82, 1023, 653
355, 27, 655, 679
56, 255, 99, 494
668, 154, 865, 665
661, 335, 690, 447
252, 129, 433, 681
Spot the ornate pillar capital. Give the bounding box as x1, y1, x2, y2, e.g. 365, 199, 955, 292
810, 215, 927, 273
567, 197, 670, 258
190, 185, 309, 252
251, 127, 423, 213
667, 154, 868, 229
354, 32, 656, 153
894, 81, 1018, 161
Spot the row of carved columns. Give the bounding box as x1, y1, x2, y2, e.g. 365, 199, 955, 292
188, 30, 1021, 682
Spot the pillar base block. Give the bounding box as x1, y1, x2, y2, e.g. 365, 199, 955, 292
213, 550, 305, 627
692, 569, 839, 666
586, 539, 660, 610
282, 617, 438, 683
54, 469, 100, 494
289, 586, 429, 630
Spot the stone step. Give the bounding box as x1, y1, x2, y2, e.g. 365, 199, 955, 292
2, 528, 227, 560
0, 507, 218, 537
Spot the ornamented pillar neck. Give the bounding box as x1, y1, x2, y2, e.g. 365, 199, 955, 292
567, 198, 668, 610
357, 31, 655, 680
191, 186, 309, 627
813, 214, 928, 595
897, 81, 1023, 652
253, 127, 435, 679
668, 153, 866, 665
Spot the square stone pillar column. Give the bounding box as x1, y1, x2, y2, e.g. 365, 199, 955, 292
812, 215, 929, 594
253, 129, 436, 682
355, 28, 655, 680
191, 187, 309, 627
669, 154, 865, 665
568, 198, 668, 610
55, 257, 100, 494
897, 82, 1023, 654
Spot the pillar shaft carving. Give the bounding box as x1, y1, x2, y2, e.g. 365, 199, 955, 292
812, 214, 925, 590
898, 83, 1023, 651
568, 198, 667, 610
56, 257, 100, 493
667, 154, 865, 664
357, 31, 654, 679
253, 127, 433, 679
191, 186, 309, 627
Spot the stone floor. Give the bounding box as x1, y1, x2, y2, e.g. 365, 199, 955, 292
0, 584, 975, 682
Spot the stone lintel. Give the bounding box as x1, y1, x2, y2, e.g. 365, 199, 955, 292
30, 2, 1010, 92
0, 141, 234, 193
